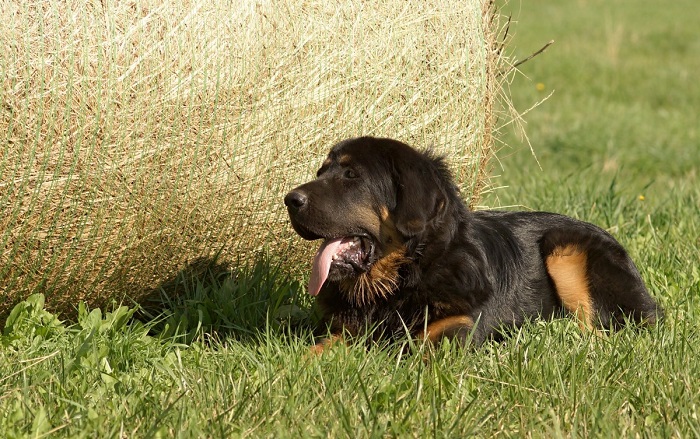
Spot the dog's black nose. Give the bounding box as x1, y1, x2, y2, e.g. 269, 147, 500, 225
284, 190, 308, 211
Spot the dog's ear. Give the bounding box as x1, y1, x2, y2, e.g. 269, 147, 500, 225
392, 156, 447, 238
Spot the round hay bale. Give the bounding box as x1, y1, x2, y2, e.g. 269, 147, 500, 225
0, 0, 507, 317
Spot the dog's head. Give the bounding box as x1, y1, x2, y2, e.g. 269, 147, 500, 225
284, 136, 459, 304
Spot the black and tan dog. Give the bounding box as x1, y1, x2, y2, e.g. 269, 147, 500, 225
284, 137, 662, 350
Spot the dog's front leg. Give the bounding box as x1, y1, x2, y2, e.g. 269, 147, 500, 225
418, 315, 475, 344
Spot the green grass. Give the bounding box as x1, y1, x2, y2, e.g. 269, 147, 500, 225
493, 0, 700, 197
2, 0, 699, 437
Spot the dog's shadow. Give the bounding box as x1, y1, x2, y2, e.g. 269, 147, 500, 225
138, 256, 314, 344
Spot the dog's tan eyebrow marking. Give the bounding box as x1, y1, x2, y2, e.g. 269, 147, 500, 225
546, 245, 594, 330
337, 154, 354, 166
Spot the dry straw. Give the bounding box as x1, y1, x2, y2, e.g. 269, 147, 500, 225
0, 0, 509, 317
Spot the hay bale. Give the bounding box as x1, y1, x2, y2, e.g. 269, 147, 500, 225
0, 0, 506, 317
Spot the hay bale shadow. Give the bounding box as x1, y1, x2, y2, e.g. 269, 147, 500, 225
139, 256, 314, 344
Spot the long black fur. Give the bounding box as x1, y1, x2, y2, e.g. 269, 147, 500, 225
284, 137, 663, 346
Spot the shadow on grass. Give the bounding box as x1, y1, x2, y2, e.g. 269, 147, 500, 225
138, 255, 315, 344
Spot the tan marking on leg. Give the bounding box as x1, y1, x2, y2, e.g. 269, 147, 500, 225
418, 315, 474, 343
546, 245, 594, 330
309, 334, 344, 355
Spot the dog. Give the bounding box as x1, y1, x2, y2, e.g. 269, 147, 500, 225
284, 137, 662, 350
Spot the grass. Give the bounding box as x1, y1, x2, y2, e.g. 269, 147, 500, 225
1, 0, 700, 437
493, 0, 700, 196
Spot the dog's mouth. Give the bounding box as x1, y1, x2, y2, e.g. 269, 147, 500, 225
309, 235, 375, 296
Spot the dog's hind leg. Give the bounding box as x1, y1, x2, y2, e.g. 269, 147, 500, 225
542, 228, 662, 330
582, 238, 662, 328
545, 244, 595, 330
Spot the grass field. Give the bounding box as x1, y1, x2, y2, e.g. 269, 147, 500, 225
1, 0, 699, 437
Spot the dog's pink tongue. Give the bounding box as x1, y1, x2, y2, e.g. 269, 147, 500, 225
309, 238, 342, 296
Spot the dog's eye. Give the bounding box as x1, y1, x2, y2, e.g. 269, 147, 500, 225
343, 169, 358, 179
